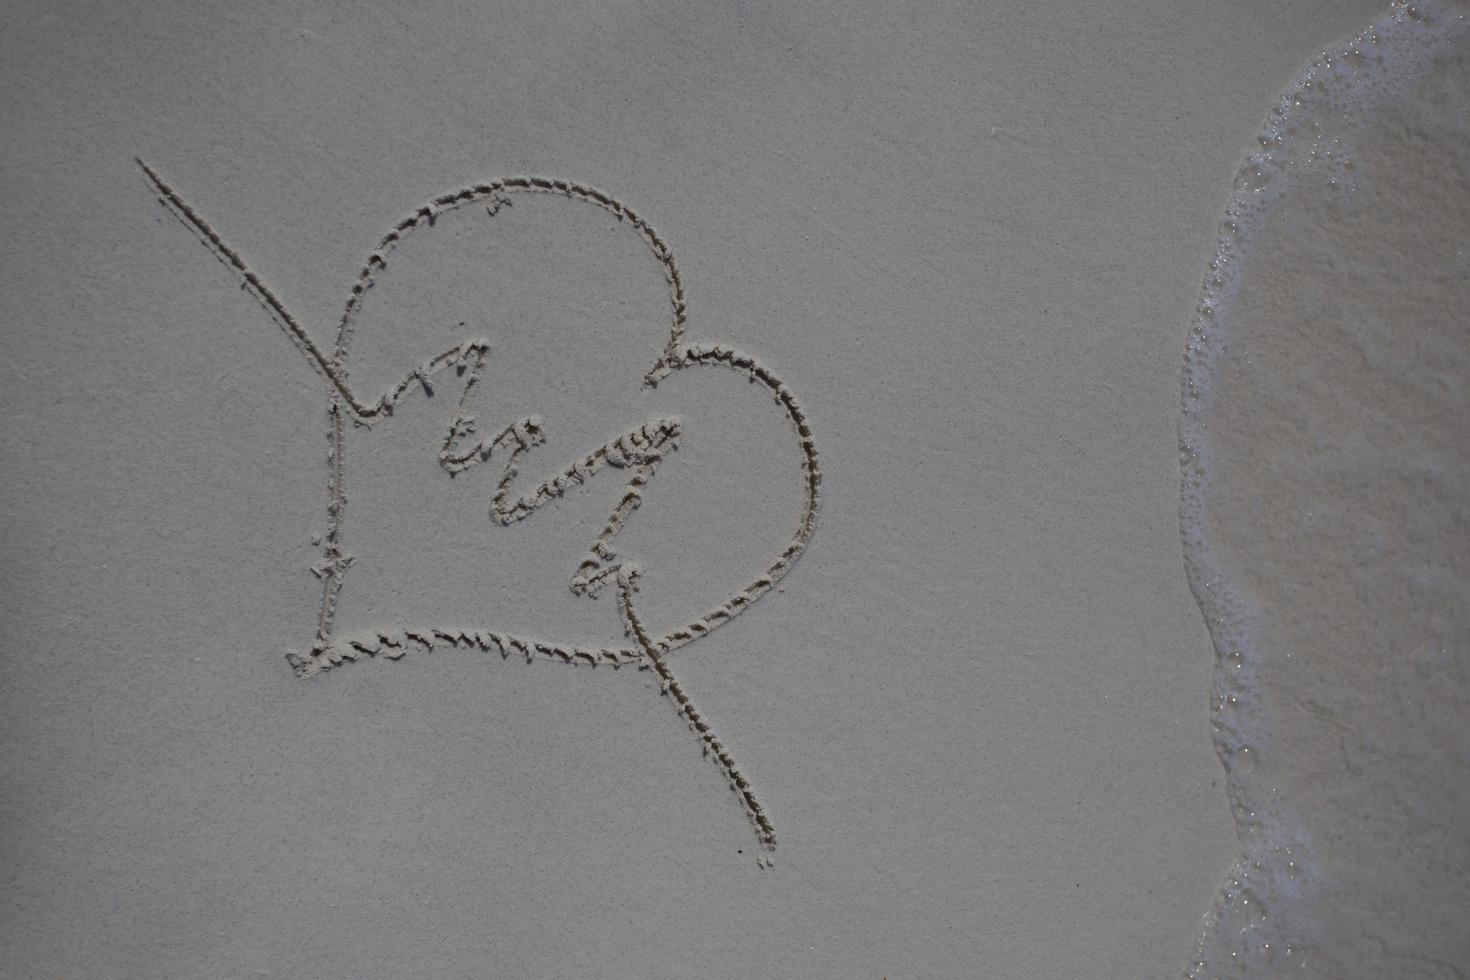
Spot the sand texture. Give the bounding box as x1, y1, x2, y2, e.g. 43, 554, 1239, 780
0, 0, 1413, 976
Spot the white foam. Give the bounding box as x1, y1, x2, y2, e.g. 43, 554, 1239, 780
1178, 2, 1470, 973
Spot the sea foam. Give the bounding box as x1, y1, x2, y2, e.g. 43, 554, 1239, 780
1181, 2, 1470, 975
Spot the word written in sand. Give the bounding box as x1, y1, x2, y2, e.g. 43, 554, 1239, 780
138, 160, 820, 852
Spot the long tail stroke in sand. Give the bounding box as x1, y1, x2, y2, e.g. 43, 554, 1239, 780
138, 159, 821, 850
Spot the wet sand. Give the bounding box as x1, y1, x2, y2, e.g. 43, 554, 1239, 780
1182, 3, 1470, 973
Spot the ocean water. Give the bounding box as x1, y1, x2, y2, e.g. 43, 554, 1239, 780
1181, 2, 1470, 975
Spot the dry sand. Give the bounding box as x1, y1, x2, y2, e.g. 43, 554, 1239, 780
0, 0, 1437, 977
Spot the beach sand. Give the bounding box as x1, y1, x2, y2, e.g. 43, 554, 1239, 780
2, 1, 1446, 976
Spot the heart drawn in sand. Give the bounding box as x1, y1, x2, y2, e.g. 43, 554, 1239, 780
138, 159, 819, 851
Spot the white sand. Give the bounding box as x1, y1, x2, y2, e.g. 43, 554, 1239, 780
0, 1, 1404, 976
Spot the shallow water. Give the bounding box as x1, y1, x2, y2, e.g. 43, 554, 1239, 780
1182, 2, 1470, 975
